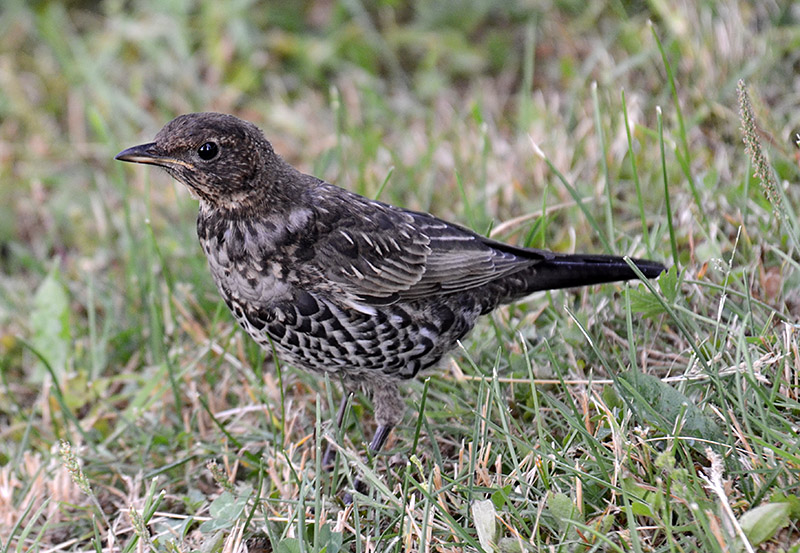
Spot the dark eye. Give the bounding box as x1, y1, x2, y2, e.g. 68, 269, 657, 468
197, 142, 219, 160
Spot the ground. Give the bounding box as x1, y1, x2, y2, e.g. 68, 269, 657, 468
1, 1, 799, 551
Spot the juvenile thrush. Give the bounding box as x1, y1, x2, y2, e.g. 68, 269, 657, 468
116, 112, 665, 496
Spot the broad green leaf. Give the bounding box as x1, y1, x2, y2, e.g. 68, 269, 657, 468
198, 490, 250, 532
277, 538, 301, 553
30, 266, 71, 380
629, 264, 679, 317
658, 264, 680, 303
471, 499, 496, 551
621, 476, 655, 517
318, 524, 342, 553
548, 492, 582, 541
739, 502, 791, 546
618, 370, 723, 442
491, 484, 513, 509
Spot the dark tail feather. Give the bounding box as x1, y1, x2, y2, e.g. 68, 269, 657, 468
523, 253, 666, 294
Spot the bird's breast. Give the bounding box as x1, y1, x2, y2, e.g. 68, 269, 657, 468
197, 213, 297, 310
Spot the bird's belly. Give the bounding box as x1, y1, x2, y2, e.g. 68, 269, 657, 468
225, 290, 483, 382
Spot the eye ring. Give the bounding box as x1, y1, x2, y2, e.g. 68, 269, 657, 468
197, 142, 219, 160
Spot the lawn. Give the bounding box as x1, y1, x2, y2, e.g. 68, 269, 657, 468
1, 1, 799, 551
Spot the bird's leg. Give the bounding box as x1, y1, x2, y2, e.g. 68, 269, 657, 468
345, 380, 404, 502
346, 425, 394, 501
368, 424, 393, 453
322, 391, 352, 470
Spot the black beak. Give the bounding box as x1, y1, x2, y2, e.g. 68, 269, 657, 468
115, 142, 191, 169
115, 142, 160, 163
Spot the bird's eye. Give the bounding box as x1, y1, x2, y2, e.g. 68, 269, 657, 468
197, 142, 219, 160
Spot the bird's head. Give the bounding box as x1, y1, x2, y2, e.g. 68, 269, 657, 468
116, 112, 279, 208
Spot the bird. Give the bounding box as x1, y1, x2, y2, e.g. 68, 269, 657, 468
116, 112, 666, 497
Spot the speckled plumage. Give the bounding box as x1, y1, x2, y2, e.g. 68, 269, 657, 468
116, 112, 665, 494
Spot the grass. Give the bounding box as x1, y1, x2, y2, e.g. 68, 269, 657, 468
1, 0, 799, 551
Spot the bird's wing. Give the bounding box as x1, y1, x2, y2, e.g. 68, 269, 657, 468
313, 206, 430, 304
406, 212, 549, 296
313, 199, 549, 305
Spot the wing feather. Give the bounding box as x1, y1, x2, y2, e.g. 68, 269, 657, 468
310, 189, 550, 304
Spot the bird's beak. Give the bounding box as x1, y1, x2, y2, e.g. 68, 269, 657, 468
115, 142, 193, 169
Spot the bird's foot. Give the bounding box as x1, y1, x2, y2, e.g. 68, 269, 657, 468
322, 441, 338, 471
341, 424, 394, 503
342, 478, 369, 505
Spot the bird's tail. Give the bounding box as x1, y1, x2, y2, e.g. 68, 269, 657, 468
519, 253, 666, 295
